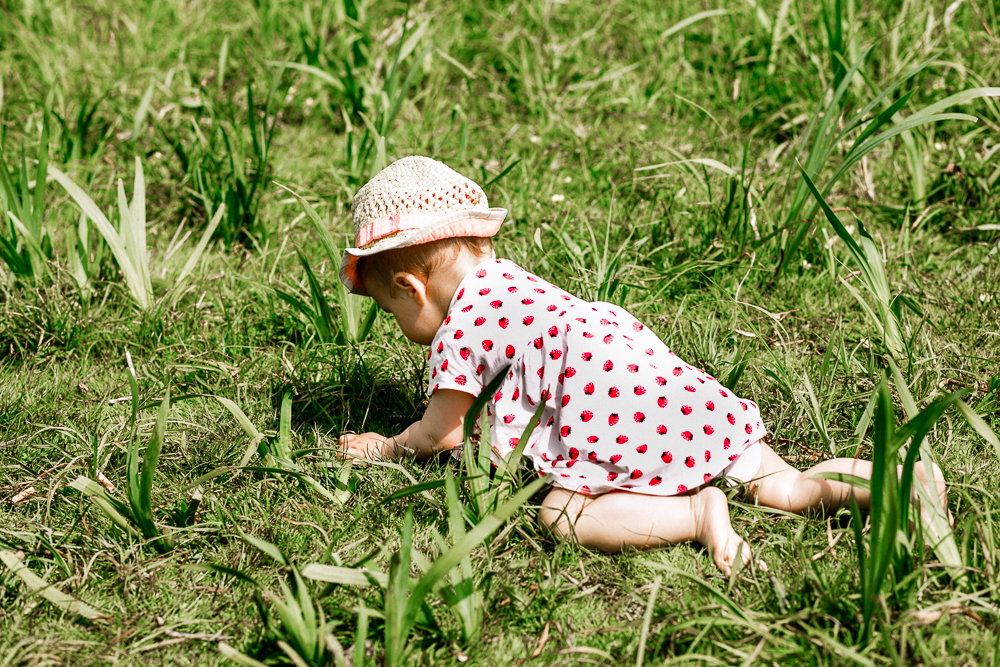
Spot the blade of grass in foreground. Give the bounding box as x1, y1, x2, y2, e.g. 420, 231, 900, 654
0, 550, 112, 621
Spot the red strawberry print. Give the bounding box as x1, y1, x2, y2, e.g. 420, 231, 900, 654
437, 342, 444, 353
483, 340, 494, 351
705, 450, 712, 462
634, 412, 645, 423
512, 388, 519, 401
608, 387, 620, 398
656, 424, 668, 435
684, 456, 695, 468
505, 344, 515, 359
461, 305, 473, 312
503, 414, 515, 424
729, 454, 738, 461
548, 326, 559, 337
600, 319, 611, 326
522, 316, 534, 326
740, 401, 748, 411
527, 276, 538, 282
630, 469, 643, 480
441, 359, 449, 371
680, 405, 692, 415
685, 385, 696, 392
583, 332, 594, 338
673, 367, 684, 376
581, 410, 593, 422
609, 413, 619, 426
457, 288, 465, 299
490, 300, 502, 309
677, 484, 688, 493
655, 376, 667, 386
533, 337, 543, 349
499, 317, 509, 328
507, 286, 518, 293
627, 364, 639, 373
444, 316, 452, 325
546, 305, 557, 311
476, 364, 485, 375
705, 401, 715, 411
584, 383, 595, 395
603, 360, 614, 372
508, 437, 519, 447
634, 385, 646, 395
565, 367, 576, 378
560, 425, 571, 437
561, 395, 571, 407
719, 389, 729, 397
723, 437, 731, 449
746, 423, 753, 434
645, 348, 654, 356
454, 330, 464, 340
432, 368, 437, 378
582, 352, 593, 361
455, 375, 467, 386
521, 298, 534, 305
460, 347, 471, 360
587, 436, 599, 444
475, 269, 486, 278
649, 476, 662, 486
633, 322, 644, 331
661, 451, 673, 463
495, 391, 503, 401
610, 454, 622, 464
479, 288, 491, 296
704, 473, 714, 482
727, 413, 736, 425
474, 317, 486, 326
588, 451, 598, 461
549, 349, 562, 360
657, 397, 668, 408
603, 334, 614, 344
503, 272, 514, 280
704, 424, 715, 435
636, 444, 647, 454
607, 472, 619, 481
616, 435, 629, 444
536, 368, 544, 379
681, 431, 693, 441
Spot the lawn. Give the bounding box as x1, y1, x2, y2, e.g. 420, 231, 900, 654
1, 0, 999, 664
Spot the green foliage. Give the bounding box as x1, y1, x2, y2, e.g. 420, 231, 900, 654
0, 117, 50, 281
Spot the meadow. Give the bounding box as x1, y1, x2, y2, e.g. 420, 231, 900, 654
1, 0, 999, 664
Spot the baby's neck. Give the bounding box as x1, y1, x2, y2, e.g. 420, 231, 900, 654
427, 249, 493, 314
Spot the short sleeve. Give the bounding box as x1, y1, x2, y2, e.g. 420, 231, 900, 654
426, 323, 483, 397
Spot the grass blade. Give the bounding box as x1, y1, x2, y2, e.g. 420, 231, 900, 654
0, 550, 112, 621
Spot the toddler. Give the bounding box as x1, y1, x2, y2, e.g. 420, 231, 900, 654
338, 156, 947, 573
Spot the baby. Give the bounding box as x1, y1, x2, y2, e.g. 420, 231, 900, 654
338, 156, 947, 573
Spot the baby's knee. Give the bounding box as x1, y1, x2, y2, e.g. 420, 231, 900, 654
537, 488, 587, 540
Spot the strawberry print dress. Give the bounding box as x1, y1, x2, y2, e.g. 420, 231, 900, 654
427, 259, 766, 496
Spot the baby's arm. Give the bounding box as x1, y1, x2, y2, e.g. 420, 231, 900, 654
339, 389, 475, 461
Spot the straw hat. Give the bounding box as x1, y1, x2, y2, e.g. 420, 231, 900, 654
339, 156, 507, 295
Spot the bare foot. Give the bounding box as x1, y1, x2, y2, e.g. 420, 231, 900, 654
693, 486, 751, 575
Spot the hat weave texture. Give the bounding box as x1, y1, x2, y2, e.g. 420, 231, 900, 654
352, 156, 489, 249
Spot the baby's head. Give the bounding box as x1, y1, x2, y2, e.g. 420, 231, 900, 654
339, 157, 506, 344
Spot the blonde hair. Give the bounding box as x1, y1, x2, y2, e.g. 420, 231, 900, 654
359, 236, 493, 295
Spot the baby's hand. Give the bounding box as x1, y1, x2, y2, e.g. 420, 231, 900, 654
338, 432, 401, 462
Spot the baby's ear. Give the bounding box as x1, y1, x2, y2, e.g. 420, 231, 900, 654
394, 272, 428, 303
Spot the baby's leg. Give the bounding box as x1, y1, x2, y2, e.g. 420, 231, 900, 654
751, 443, 948, 515
538, 486, 750, 574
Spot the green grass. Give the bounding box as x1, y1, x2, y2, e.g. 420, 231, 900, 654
1, 0, 1000, 664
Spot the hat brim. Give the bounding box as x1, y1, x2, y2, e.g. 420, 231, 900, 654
339, 207, 507, 296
